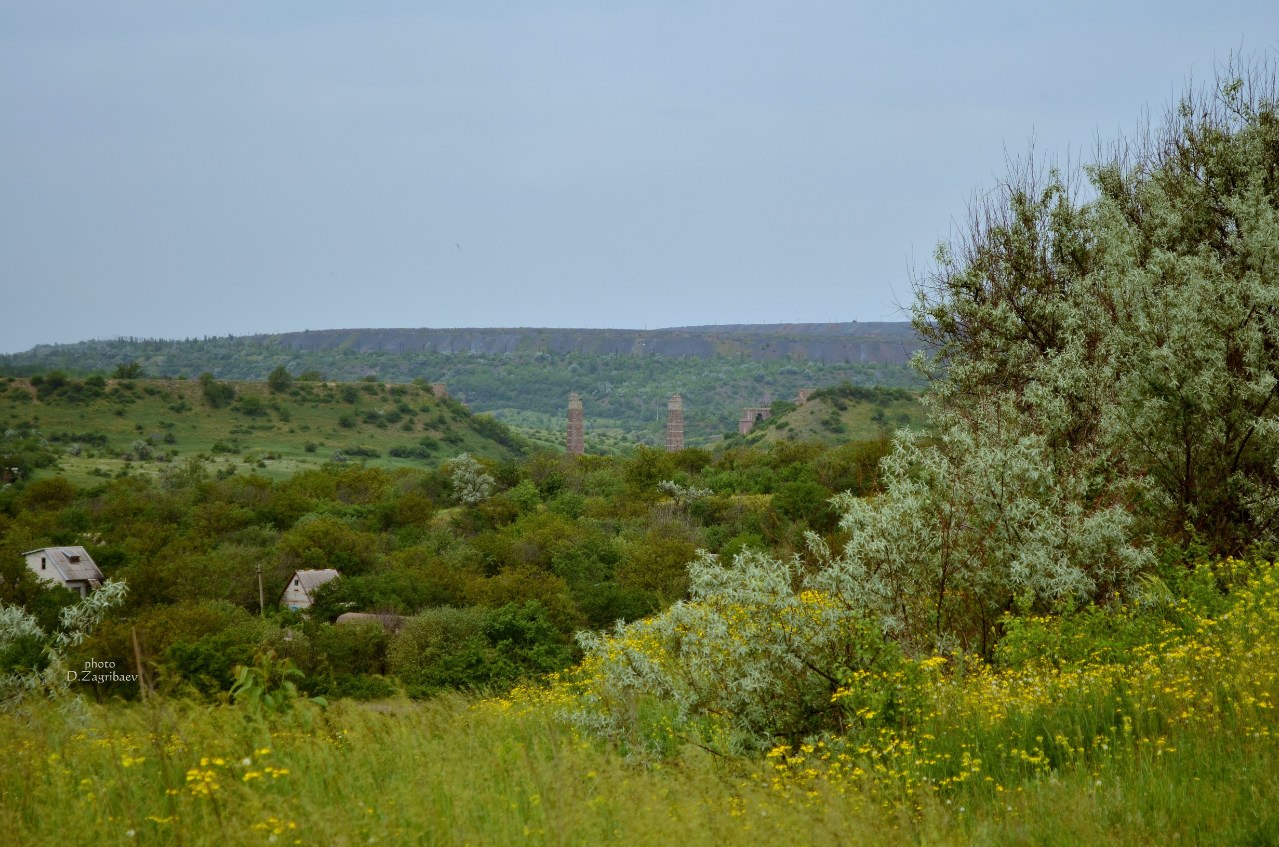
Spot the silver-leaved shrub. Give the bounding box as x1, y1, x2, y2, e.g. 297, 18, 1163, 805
0, 580, 128, 711
568, 550, 904, 754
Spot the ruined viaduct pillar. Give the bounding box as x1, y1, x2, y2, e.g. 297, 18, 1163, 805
665, 394, 684, 452
738, 405, 772, 435
566, 393, 585, 456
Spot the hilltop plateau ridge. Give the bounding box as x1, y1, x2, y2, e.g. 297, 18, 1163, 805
254, 322, 920, 365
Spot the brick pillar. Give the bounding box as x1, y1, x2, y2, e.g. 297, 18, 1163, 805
567, 393, 585, 456
665, 394, 684, 451
738, 406, 771, 435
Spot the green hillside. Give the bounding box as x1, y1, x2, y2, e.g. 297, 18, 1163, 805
0, 334, 925, 444
0, 375, 528, 487
720, 384, 926, 449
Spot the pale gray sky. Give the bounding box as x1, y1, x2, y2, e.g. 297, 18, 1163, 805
1, 3, 1275, 353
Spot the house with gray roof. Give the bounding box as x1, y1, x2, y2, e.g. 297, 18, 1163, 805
24, 546, 104, 597
280, 569, 340, 610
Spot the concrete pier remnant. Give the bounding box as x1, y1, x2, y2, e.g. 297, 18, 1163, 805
795, 388, 815, 405
567, 393, 585, 456
738, 406, 773, 435
430, 382, 448, 399
665, 394, 685, 451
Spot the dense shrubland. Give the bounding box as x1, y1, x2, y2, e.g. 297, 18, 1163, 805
0, 437, 888, 702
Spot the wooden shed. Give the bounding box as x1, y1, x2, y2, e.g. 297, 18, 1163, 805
280, 568, 340, 610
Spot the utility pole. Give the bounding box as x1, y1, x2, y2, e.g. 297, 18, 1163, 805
256, 562, 265, 617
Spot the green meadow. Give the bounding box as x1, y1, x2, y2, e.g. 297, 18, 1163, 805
0, 375, 525, 487
5, 560, 1279, 847
727, 384, 925, 447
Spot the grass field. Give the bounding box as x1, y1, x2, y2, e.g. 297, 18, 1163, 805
4, 664, 1275, 846
726, 388, 925, 448
0, 377, 527, 487
5, 561, 1278, 846
0, 375, 929, 480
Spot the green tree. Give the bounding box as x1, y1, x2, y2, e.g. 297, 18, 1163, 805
812, 418, 1146, 655
277, 514, 379, 576
386, 606, 492, 691
267, 365, 294, 394
198, 372, 236, 408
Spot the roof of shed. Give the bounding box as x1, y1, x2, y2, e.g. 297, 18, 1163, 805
23, 546, 103, 583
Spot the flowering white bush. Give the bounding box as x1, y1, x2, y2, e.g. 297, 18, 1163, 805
447, 453, 494, 506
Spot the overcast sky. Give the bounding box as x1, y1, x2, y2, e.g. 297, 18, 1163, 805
1, 3, 1275, 353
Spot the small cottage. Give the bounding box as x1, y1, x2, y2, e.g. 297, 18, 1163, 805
280, 569, 340, 610
24, 546, 104, 597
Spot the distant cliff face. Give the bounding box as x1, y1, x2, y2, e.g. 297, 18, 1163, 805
262, 323, 922, 366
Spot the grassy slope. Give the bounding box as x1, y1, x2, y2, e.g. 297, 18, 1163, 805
0, 377, 526, 487
500, 388, 927, 454
3, 689, 1275, 847
0, 336, 925, 443
722, 391, 926, 449
497, 414, 647, 456
8, 563, 1278, 845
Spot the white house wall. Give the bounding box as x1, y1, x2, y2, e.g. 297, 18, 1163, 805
281, 581, 312, 609
25, 552, 63, 588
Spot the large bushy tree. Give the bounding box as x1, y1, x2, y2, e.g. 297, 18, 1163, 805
915, 60, 1279, 558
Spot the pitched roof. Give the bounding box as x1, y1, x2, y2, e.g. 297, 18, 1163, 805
24, 546, 103, 584
290, 569, 340, 596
